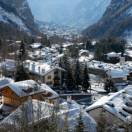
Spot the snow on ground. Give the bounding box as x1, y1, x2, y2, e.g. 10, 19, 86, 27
79, 55, 93, 62
125, 49, 132, 57
89, 74, 107, 102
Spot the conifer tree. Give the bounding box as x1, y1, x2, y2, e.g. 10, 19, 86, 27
74, 60, 81, 91
86, 39, 92, 50
65, 68, 75, 91
104, 79, 117, 93
18, 40, 26, 63
15, 65, 30, 82
0, 39, 2, 49
15, 40, 29, 81
59, 44, 63, 54
62, 54, 75, 91
82, 64, 91, 92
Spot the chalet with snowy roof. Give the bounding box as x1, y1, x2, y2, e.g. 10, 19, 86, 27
25, 60, 65, 87
86, 85, 132, 130
0, 79, 58, 111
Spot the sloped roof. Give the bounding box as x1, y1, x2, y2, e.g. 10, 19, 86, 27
1, 99, 96, 132
0, 78, 14, 89
30, 43, 42, 49
86, 85, 132, 124
0, 80, 58, 99
107, 69, 129, 78
25, 60, 65, 76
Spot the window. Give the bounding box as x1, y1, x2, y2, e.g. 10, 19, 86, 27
47, 75, 51, 80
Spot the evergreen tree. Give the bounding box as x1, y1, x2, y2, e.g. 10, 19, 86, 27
70, 45, 79, 59
65, 68, 75, 91
82, 64, 91, 92
94, 37, 126, 61
62, 54, 75, 91
0, 39, 2, 49
15, 65, 30, 81
75, 112, 85, 132
86, 39, 92, 50
74, 60, 81, 91
41, 35, 51, 47
31, 38, 35, 44
18, 40, 26, 62
104, 79, 117, 93
62, 53, 70, 70
59, 44, 63, 54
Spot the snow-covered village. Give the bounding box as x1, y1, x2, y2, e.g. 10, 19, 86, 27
0, 0, 132, 132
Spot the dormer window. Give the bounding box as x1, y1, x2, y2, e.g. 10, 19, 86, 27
33, 84, 38, 90
22, 87, 33, 93
123, 107, 132, 114
106, 102, 115, 107
119, 111, 127, 117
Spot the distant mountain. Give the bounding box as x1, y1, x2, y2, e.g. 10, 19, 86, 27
28, 0, 111, 30
0, 0, 39, 38
83, 0, 132, 39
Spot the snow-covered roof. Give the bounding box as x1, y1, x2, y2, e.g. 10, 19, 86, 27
79, 49, 89, 56
1, 99, 96, 132
25, 60, 64, 76
92, 40, 96, 46
0, 78, 14, 89
107, 69, 129, 78
87, 60, 132, 78
86, 85, 132, 124
0, 80, 58, 99
125, 49, 132, 57
30, 43, 42, 49
106, 52, 121, 58
62, 42, 74, 48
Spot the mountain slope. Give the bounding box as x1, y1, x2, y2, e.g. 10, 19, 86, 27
0, 0, 38, 38
71, 0, 111, 29
83, 0, 132, 38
